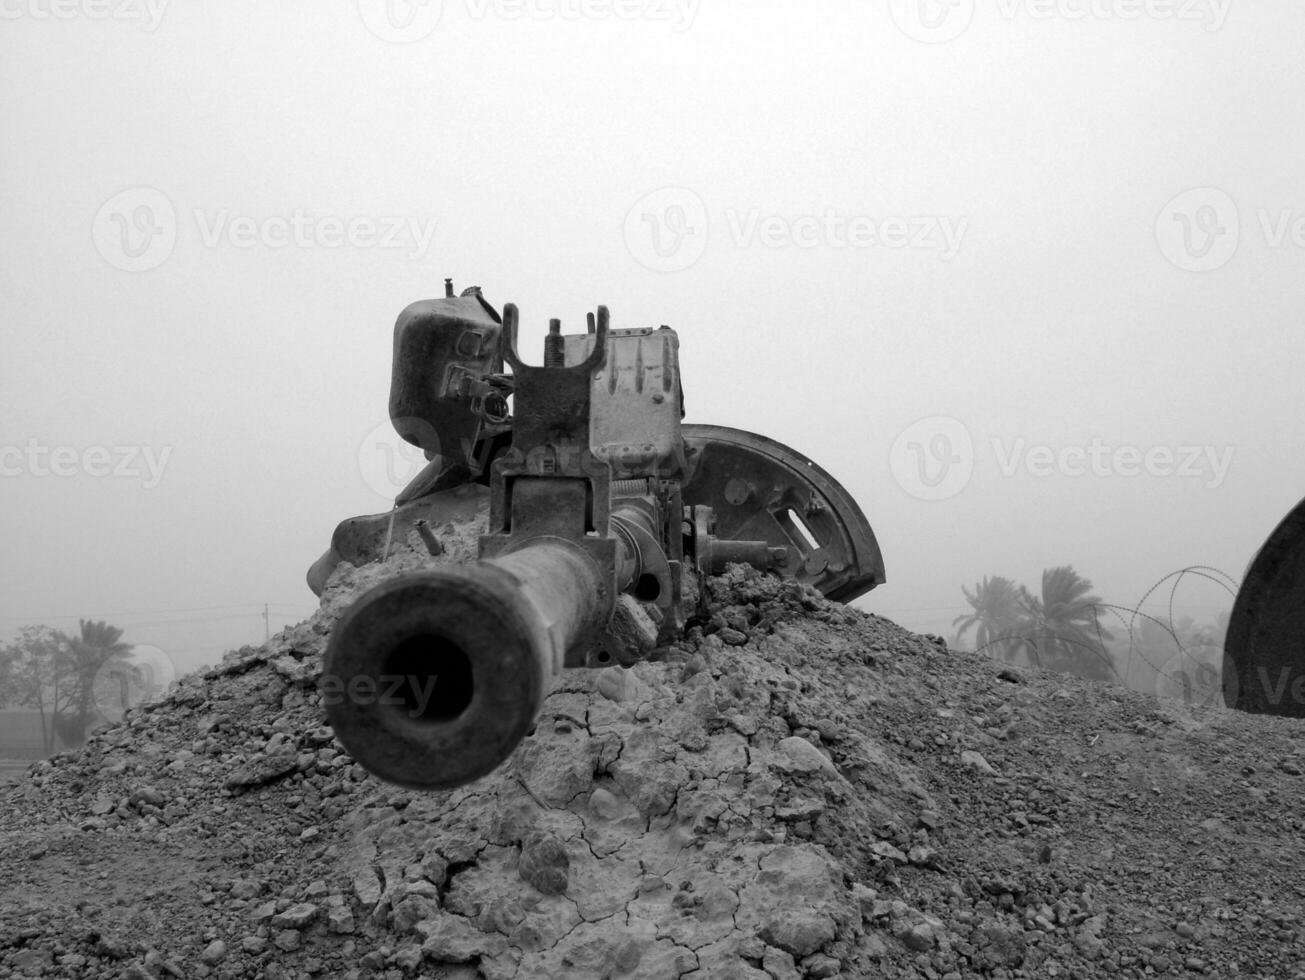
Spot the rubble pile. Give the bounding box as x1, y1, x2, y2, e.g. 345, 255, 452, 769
4, 519, 1305, 978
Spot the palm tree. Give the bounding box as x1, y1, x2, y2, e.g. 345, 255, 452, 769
53, 619, 132, 746
1013, 566, 1117, 682
954, 576, 1024, 656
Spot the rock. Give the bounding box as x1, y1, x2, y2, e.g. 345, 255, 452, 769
801, 952, 842, 978
418, 912, 504, 962
908, 845, 938, 866
328, 906, 357, 934
597, 666, 635, 702
304, 878, 329, 898
776, 737, 838, 775
960, 750, 996, 774
273, 929, 301, 951
10, 948, 53, 971
518, 833, 570, 895
271, 902, 319, 929
759, 911, 837, 959
230, 879, 262, 900
869, 841, 908, 863
199, 939, 227, 964
761, 945, 801, 980
901, 922, 937, 951
589, 787, 625, 820
391, 894, 439, 934
971, 922, 1027, 969
224, 750, 300, 791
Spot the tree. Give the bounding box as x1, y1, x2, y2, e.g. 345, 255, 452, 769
0, 626, 73, 754
0, 619, 135, 754
1013, 566, 1117, 682
52, 619, 133, 747
954, 576, 1024, 656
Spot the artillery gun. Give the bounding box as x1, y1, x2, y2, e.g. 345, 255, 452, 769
309, 283, 884, 790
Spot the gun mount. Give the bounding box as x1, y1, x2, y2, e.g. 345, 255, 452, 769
312, 282, 885, 790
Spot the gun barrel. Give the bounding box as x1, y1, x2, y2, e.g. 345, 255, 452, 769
323, 540, 605, 790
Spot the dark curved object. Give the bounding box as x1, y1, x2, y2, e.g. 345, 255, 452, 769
1225, 495, 1305, 715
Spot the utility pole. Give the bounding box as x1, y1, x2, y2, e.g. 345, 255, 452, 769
263, 603, 270, 642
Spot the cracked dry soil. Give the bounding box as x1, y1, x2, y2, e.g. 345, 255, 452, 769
3, 513, 1305, 979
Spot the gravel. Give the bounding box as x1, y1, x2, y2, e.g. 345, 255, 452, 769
2, 510, 1305, 978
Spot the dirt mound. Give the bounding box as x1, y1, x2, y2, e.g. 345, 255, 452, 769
4, 519, 1305, 979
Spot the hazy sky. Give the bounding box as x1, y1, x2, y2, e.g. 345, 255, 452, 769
3, 0, 1303, 676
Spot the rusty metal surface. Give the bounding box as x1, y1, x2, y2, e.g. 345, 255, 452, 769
388, 282, 509, 484
681, 424, 885, 603
1225, 495, 1305, 716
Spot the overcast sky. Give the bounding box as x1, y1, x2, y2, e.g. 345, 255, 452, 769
2, 0, 1302, 676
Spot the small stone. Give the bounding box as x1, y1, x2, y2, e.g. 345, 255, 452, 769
230, 879, 262, 900
776, 737, 838, 775
589, 787, 624, 820
1279, 760, 1302, 776
908, 845, 938, 866
518, 833, 569, 895
11, 948, 54, 971
762, 945, 800, 980
391, 894, 439, 934
274, 929, 301, 952
596, 666, 632, 702
802, 952, 842, 978
719, 627, 749, 646
759, 911, 837, 958
241, 936, 267, 954
960, 750, 996, 774
870, 841, 908, 863
851, 883, 877, 920
328, 907, 356, 935
271, 902, 319, 929
902, 923, 938, 951
199, 940, 227, 965
224, 750, 301, 791
394, 944, 424, 970
776, 797, 825, 821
